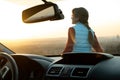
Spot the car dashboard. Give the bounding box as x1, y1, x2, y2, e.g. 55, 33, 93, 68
1, 52, 120, 80
45, 53, 120, 80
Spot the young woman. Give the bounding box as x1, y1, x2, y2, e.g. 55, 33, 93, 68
63, 7, 103, 53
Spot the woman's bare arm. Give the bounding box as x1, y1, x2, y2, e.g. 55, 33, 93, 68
63, 27, 75, 53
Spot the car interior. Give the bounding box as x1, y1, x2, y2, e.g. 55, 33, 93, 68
0, 0, 120, 80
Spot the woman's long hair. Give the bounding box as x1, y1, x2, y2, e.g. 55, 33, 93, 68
72, 7, 94, 45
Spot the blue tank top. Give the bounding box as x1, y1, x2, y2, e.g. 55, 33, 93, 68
72, 22, 94, 53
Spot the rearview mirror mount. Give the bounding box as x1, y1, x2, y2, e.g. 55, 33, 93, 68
22, 2, 64, 23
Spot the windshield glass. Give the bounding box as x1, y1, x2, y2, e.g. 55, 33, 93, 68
0, 0, 120, 55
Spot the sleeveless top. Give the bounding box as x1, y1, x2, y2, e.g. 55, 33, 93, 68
72, 22, 94, 53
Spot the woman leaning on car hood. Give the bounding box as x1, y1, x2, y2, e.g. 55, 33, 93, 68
63, 7, 103, 53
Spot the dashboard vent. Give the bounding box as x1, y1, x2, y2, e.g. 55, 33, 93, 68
71, 67, 90, 78
47, 66, 63, 76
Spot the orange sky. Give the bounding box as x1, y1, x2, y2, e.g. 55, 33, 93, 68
0, 0, 120, 40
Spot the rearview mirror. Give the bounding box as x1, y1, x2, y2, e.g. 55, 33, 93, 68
22, 2, 64, 23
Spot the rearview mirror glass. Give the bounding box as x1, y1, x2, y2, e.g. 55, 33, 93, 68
22, 2, 64, 23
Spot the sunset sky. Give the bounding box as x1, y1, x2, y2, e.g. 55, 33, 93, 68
0, 0, 120, 40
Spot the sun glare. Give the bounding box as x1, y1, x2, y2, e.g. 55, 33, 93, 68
0, 0, 67, 41
1, 0, 120, 41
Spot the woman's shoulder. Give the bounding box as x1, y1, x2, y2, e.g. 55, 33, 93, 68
68, 27, 74, 32
69, 26, 75, 30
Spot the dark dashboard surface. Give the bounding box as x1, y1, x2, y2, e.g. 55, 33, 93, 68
45, 53, 120, 80
1, 53, 120, 80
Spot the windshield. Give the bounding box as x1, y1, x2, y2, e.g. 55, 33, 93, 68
0, 0, 120, 55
